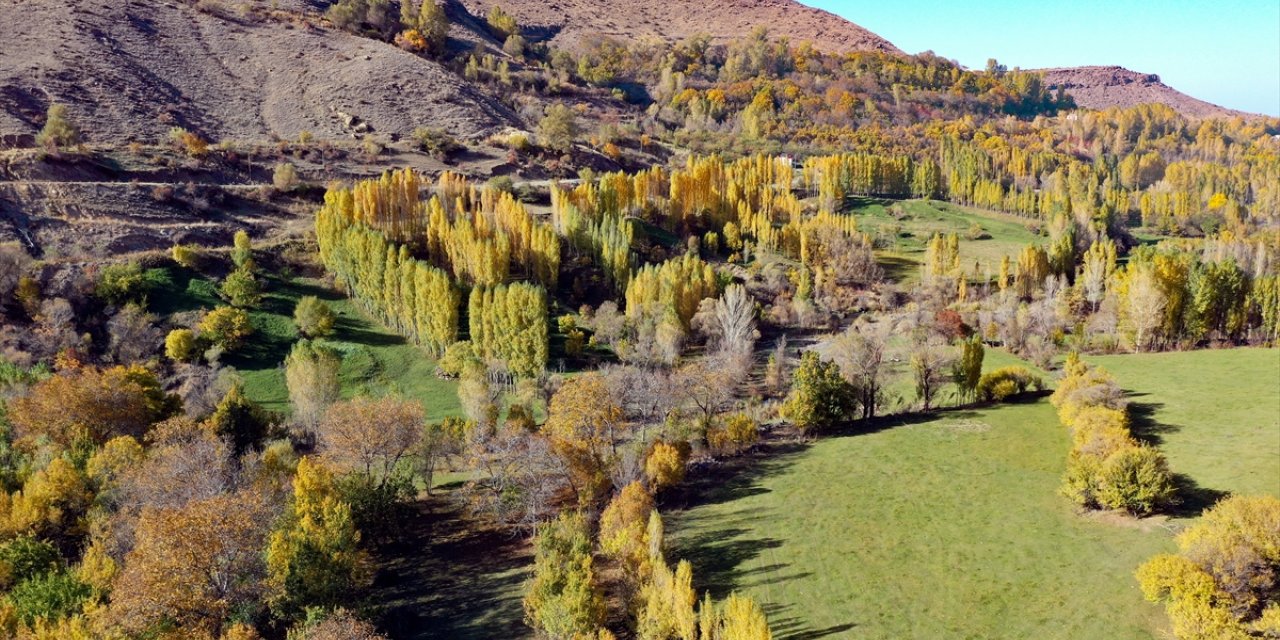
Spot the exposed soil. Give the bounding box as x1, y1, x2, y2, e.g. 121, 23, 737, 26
0, 0, 518, 146
458, 0, 901, 54
1040, 66, 1254, 119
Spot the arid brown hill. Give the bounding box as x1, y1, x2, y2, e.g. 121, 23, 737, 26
458, 0, 900, 54
0, 0, 517, 146
1041, 66, 1250, 119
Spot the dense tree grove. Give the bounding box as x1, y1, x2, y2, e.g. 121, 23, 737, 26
468, 282, 549, 376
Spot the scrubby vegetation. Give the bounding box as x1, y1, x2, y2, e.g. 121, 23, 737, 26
0, 1, 1275, 638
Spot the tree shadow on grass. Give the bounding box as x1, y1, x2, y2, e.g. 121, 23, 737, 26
372, 495, 532, 640
1167, 473, 1231, 519
1125, 398, 1177, 446
765, 602, 858, 640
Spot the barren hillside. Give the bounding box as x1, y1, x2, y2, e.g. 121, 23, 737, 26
458, 0, 900, 54
0, 0, 517, 146
1041, 66, 1249, 119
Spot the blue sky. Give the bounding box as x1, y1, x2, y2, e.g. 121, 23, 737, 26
803, 0, 1280, 116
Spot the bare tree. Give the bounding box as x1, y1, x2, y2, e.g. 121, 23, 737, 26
713, 284, 757, 355
285, 340, 341, 432
830, 321, 888, 419
107, 304, 163, 364
318, 395, 424, 487
1125, 266, 1166, 352
910, 338, 953, 411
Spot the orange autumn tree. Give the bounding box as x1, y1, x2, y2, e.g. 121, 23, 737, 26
7, 364, 177, 447
542, 373, 627, 505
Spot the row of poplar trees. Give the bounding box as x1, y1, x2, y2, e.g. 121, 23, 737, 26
316, 170, 550, 373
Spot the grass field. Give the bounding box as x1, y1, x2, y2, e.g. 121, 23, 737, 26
845, 197, 1044, 282
152, 268, 462, 420
1089, 348, 1279, 499
668, 347, 1278, 639
668, 399, 1173, 640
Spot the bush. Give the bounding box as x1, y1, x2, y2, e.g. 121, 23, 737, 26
0, 537, 60, 590
168, 126, 209, 158
6, 570, 93, 626
198, 306, 253, 350
35, 104, 81, 150
976, 366, 1042, 402
273, 162, 300, 193
294, 296, 336, 338
411, 126, 461, 159
220, 267, 262, 308
95, 262, 167, 306
164, 329, 199, 363
1095, 445, 1176, 515
644, 441, 689, 492
486, 4, 518, 37
783, 352, 855, 433
171, 244, 204, 269
1137, 495, 1280, 637
708, 413, 760, 454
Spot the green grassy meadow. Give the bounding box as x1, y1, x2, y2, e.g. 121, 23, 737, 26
666, 348, 1280, 640
1088, 348, 1279, 499
152, 268, 462, 420
845, 197, 1045, 282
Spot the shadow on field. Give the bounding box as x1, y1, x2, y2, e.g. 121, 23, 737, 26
765, 602, 858, 640
1125, 396, 1177, 446
372, 495, 531, 640
1168, 473, 1231, 519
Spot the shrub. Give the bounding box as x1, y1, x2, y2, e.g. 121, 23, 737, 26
783, 352, 855, 433
273, 162, 300, 193
502, 34, 526, 58
35, 104, 81, 150
168, 126, 209, 158
976, 366, 1042, 402
0, 537, 60, 590
644, 441, 689, 492
198, 306, 253, 350
708, 413, 760, 454
164, 329, 199, 363
220, 267, 262, 308
171, 244, 204, 269
1095, 445, 1176, 515
394, 28, 429, 52
6, 570, 93, 626
1137, 495, 1280, 638
411, 126, 461, 159
294, 296, 336, 338
95, 262, 167, 306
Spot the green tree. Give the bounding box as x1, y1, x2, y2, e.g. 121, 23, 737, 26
294, 296, 337, 338
523, 511, 605, 639
35, 104, 81, 150
417, 0, 449, 55
266, 457, 369, 622
164, 329, 199, 363
486, 4, 518, 37
221, 266, 262, 308
538, 104, 580, 153
230, 230, 254, 271
783, 351, 855, 433
953, 335, 984, 402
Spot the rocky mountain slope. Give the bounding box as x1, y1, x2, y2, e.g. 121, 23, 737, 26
1040, 66, 1250, 119
458, 0, 900, 54
0, 0, 517, 146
